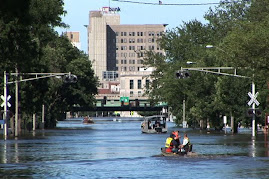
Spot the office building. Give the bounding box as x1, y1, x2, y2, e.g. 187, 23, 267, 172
65, 31, 81, 50
88, 7, 166, 84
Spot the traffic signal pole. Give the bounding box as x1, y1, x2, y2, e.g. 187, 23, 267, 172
178, 67, 256, 136
2, 72, 76, 139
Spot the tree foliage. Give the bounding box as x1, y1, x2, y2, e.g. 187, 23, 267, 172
0, 0, 98, 128
144, 0, 268, 128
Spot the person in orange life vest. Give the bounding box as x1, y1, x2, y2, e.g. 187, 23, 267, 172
172, 130, 181, 146
165, 134, 180, 153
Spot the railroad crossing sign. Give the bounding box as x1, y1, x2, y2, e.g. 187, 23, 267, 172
1, 95, 11, 108
248, 92, 259, 106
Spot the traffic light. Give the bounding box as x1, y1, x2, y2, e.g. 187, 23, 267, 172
135, 99, 140, 107
175, 70, 190, 79
63, 74, 78, 83
102, 96, 107, 105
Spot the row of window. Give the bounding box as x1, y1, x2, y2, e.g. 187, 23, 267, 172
116, 59, 144, 64
118, 38, 156, 43
116, 45, 160, 51
130, 91, 142, 97
118, 66, 144, 72
116, 31, 163, 37
115, 52, 163, 58
129, 79, 150, 89
102, 71, 119, 79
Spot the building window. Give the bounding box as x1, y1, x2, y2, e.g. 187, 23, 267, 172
138, 80, 142, 89
149, 45, 154, 50
130, 91, 134, 97
130, 80, 134, 89
138, 91, 142, 97
146, 79, 150, 88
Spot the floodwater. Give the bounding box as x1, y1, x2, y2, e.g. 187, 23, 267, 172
0, 117, 269, 179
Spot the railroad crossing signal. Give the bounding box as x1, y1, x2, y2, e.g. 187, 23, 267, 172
1, 95, 11, 108
247, 109, 262, 117
248, 92, 259, 106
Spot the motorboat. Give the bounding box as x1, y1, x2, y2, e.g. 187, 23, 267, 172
83, 116, 94, 124
160, 145, 197, 157
141, 115, 167, 133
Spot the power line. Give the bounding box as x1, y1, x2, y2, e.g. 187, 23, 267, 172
111, 0, 241, 6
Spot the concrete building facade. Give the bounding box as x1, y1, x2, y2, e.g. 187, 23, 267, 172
88, 7, 166, 117
88, 7, 166, 84
65, 31, 81, 50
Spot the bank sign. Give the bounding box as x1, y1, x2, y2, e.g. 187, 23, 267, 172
102, 7, 121, 13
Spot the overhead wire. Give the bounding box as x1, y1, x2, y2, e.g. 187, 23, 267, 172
111, 0, 247, 6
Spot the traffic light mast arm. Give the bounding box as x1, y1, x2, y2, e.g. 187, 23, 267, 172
180, 67, 250, 78
7, 72, 72, 84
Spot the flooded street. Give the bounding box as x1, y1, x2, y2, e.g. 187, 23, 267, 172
0, 117, 269, 178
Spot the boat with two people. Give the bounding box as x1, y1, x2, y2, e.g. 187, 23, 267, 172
83, 116, 94, 124
141, 115, 167, 133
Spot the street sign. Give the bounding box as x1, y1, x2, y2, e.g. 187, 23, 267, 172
1, 95, 11, 108
248, 92, 259, 106
120, 97, 129, 105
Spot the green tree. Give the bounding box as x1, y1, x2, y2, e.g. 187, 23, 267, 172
0, 0, 98, 129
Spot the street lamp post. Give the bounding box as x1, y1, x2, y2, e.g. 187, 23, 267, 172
206, 45, 257, 137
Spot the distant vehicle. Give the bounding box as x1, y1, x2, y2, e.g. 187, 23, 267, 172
141, 115, 167, 133
83, 116, 94, 124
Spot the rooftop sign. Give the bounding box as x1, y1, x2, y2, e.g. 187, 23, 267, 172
101, 7, 121, 13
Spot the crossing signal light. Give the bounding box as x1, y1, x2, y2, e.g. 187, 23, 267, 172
256, 109, 262, 117
247, 109, 254, 117
247, 109, 262, 117
175, 70, 190, 79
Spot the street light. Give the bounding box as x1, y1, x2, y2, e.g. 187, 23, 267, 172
206, 44, 257, 137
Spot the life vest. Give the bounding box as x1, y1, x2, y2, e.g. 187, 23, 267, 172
165, 137, 173, 148
172, 131, 179, 139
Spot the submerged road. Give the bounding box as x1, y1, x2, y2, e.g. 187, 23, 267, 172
0, 117, 269, 178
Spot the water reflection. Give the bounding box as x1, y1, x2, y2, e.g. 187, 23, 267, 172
250, 137, 256, 157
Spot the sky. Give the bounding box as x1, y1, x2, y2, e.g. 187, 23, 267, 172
56, 0, 220, 53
